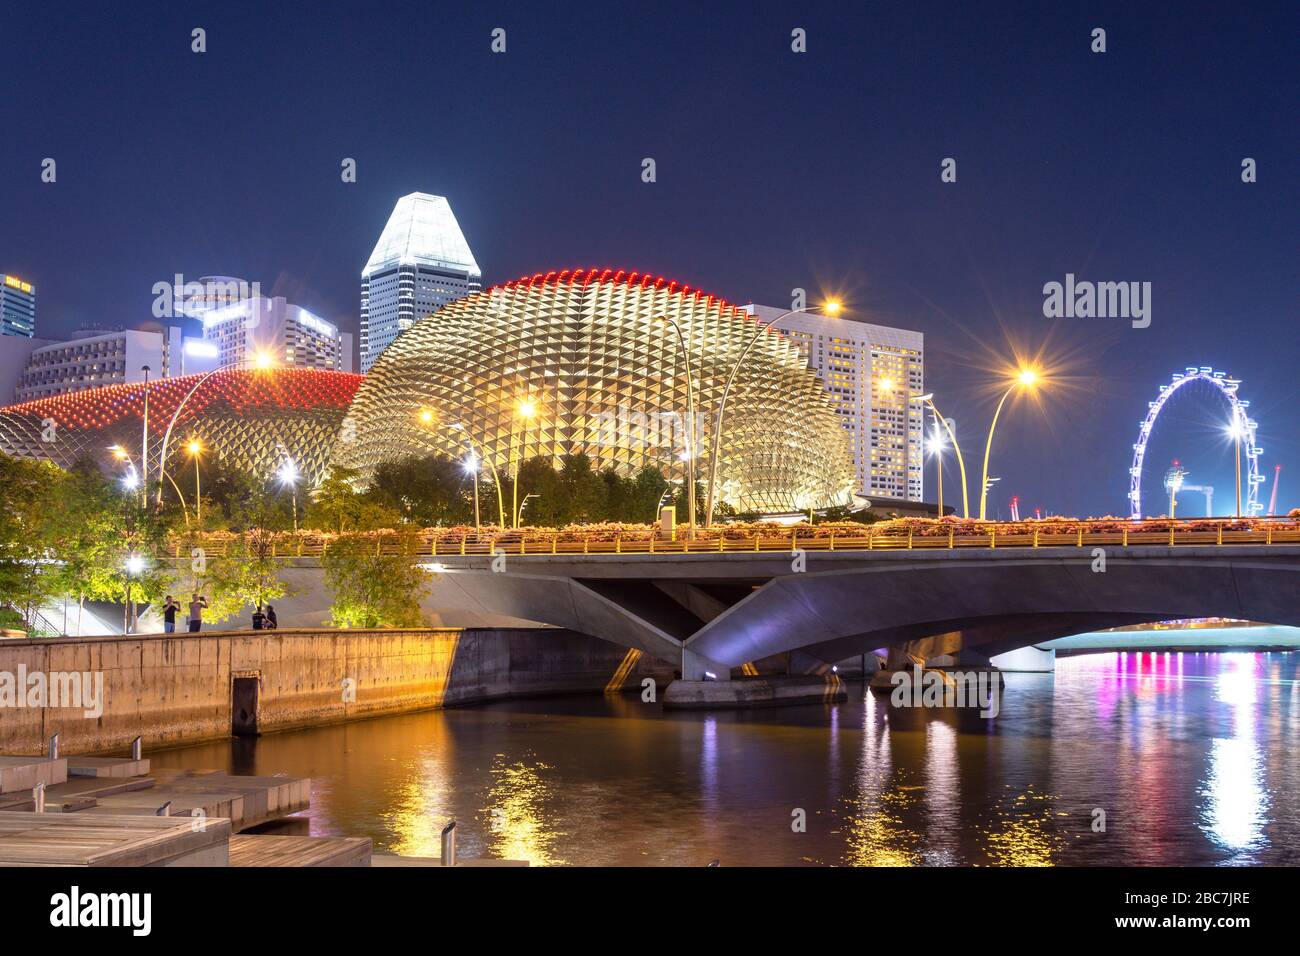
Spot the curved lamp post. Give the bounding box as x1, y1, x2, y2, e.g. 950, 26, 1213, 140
155, 351, 276, 508
419, 411, 508, 529
703, 301, 840, 528
909, 393, 971, 519
657, 316, 697, 538
978, 369, 1039, 521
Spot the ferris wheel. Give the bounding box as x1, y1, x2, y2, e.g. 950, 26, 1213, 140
1128, 367, 1263, 519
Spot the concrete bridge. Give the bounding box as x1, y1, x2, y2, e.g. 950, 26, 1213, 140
263, 545, 1300, 694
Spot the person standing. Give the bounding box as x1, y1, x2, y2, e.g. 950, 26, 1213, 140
161, 595, 179, 634
188, 593, 208, 633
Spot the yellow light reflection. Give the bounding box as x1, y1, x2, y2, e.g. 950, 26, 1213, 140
484, 755, 568, 866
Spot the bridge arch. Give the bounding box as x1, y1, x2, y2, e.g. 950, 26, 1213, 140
1129, 367, 1262, 518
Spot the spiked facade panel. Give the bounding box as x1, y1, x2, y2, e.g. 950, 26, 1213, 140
0, 368, 362, 487
334, 268, 857, 513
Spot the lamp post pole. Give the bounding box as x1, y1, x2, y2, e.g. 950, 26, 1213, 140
932, 414, 944, 518
910, 394, 970, 519
658, 317, 697, 538
1233, 413, 1243, 519
978, 371, 1038, 522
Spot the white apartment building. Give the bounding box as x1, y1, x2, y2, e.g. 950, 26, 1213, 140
746, 305, 925, 502
12, 327, 186, 402
198, 294, 353, 372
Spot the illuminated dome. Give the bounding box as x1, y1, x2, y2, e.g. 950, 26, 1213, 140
333, 268, 856, 513
0, 368, 362, 488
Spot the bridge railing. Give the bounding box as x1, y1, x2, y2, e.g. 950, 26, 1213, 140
164, 519, 1300, 559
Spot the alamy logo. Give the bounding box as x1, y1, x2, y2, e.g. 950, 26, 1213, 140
151, 274, 261, 319
1042, 273, 1151, 328
889, 665, 1002, 718
0, 667, 103, 718
50, 886, 151, 936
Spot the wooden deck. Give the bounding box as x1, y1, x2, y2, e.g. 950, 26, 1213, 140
229, 834, 371, 867
0, 756, 67, 794
66, 756, 151, 778
1, 752, 519, 866
0, 811, 231, 866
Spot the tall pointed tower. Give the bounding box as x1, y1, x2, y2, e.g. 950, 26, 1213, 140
360, 193, 480, 372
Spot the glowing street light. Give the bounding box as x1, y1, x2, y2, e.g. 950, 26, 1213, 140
124, 553, 145, 634
511, 398, 540, 530
462, 453, 481, 530
979, 366, 1042, 521
155, 353, 277, 509
277, 458, 299, 532
186, 439, 204, 526
1226, 417, 1244, 518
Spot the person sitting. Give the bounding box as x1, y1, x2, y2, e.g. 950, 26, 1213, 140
264, 604, 278, 630
251, 605, 265, 630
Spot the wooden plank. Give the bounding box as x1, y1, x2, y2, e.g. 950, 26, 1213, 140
156, 774, 309, 830
229, 835, 371, 868
65, 757, 151, 779
0, 757, 67, 795
0, 812, 230, 867
44, 776, 155, 801
85, 789, 245, 823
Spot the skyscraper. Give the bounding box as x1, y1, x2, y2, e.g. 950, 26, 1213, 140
746, 305, 925, 503
1, 274, 36, 338
360, 193, 480, 372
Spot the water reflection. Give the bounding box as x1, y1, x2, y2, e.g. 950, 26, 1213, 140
147, 650, 1300, 866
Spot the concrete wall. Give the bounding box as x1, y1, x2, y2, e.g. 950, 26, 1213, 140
0, 627, 672, 757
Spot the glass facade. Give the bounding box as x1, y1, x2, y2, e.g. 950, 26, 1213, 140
360, 194, 480, 372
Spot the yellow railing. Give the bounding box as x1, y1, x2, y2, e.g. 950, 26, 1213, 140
166, 522, 1300, 559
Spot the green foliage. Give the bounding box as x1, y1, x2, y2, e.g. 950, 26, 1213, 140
321, 531, 430, 628
306, 466, 402, 533
367, 454, 474, 526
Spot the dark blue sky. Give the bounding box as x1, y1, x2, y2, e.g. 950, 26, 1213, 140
2, 0, 1296, 517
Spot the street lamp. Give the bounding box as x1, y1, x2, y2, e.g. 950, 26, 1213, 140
924, 418, 946, 518
277, 458, 299, 532
463, 453, 481, 530
1226, 417, 1244, 518
186, 439, 203, 526
703, 299, 841, 528
908, 394, 971, 518
155, 353, 277, 508
978, 368, 1040, 521
124, 553, 145, 634
511, 398, 538, 530
657, 315, 698, 538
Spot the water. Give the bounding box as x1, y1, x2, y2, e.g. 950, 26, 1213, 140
149, 651, 1300, 866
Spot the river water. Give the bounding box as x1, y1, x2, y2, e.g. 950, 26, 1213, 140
149, 651, 1300, 866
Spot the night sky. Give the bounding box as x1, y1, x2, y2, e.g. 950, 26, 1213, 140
2, 1, 1296, 517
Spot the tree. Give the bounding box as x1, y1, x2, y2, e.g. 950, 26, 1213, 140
0, 455, 68, 633
321, 530, 430, 628
306, 466, 401, 533
367, 454, 474, 526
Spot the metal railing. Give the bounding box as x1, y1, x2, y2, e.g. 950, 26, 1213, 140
166, 518, 1300, 560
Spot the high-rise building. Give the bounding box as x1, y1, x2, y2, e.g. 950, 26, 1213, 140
747, 305, 925, 502
12, 327, 187, 402
360, 193, 480, 372
2, 274, 36, 338
196, 292, 353, 373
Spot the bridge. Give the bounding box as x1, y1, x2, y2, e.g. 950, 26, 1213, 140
239, 525, 1300, 698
